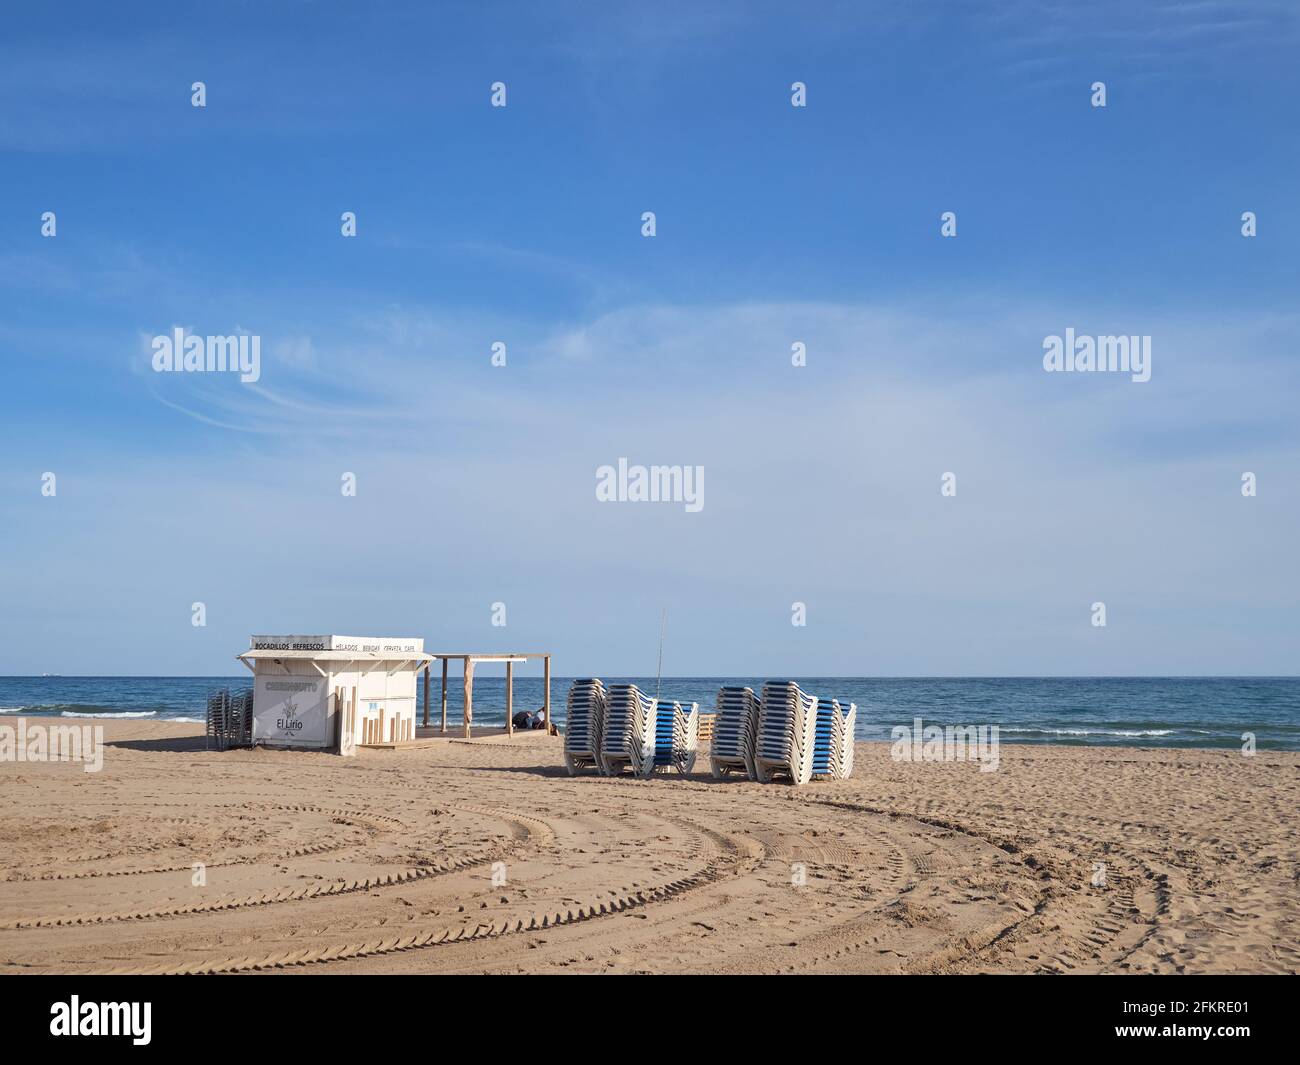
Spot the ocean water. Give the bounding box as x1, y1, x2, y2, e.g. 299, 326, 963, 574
2, 675, 1298, 750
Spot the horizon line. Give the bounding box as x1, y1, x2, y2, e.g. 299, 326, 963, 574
4, 674, 1299, 681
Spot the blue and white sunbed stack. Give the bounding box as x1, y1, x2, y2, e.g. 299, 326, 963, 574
811, 698, 840, 779
755, 680, 818, 785
710, 685, 760, 779
563, 678, 608, 775
650, 699, 700, 774
811, 697, 857, 780
600, 683, 658, 777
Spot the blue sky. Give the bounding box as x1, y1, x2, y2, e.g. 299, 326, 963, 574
1, 1, 1298, 675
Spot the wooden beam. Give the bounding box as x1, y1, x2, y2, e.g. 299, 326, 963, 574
426, 653, 545, 660
543, 655, 551, 732
463, 657, 474, 739
422, 664, 430, 728
440, 658, 448, 734
505, 659, 514, 736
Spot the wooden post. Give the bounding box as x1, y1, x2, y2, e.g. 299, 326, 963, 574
344, 690, 355, 755
505, 660, 514, 736
422, 665, 430, 728
440, 658, 448, 733
463, 657, 474, 739
543, 655, 551, 732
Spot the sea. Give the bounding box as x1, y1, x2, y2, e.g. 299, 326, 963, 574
2, 676, 1298, 750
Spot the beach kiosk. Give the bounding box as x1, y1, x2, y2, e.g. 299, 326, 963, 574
237, 635, 433, 754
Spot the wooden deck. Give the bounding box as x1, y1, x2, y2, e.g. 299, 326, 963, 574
420, 652, 553, 738
357, 725, 553, 750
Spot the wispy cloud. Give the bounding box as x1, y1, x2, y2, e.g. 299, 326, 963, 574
7, 296, 1297, 674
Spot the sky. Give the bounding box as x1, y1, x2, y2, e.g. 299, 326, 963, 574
1, 0, 1298, 676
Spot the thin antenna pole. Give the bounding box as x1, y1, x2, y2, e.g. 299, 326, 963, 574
655, 608, 667, 702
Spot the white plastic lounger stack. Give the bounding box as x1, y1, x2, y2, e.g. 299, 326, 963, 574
835, 700, 857, 778
600, 683, 657, 777
682, 701, 700, 771
755, 680, 818, 785
564, 678, 607, 775
651, 699, 700, 774
811, 697, 857, 780
710, 685, 760, 779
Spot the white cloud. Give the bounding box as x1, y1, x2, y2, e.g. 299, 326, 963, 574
4, 298, 1297, 674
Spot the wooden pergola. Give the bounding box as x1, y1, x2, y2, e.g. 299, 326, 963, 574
420, 653, 552, 739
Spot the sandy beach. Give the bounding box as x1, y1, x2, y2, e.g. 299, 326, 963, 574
1, 717, 1295, 975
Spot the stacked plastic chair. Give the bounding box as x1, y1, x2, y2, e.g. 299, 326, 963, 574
205, 687, 254, 751
755, 680, 818, 785
600, 684, 657, 777
710, 685, 760, 779
649, 699, 700, 774
563, 678, 607, 775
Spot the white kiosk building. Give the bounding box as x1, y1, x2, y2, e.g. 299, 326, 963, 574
238, 635, 433, 754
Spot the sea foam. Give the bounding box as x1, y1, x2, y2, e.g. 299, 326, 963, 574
59, 710, 157, 719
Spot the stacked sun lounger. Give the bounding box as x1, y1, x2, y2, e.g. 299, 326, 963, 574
650, 699, 700, 774
600, 683, 658, 777
811, 697, 839, 778
835, 700, 857, 778
681, 702, 700, 771
811, 697, 857, 779
710, 685, 760, 779
754, 680, 819, 785
564, 678, 608, 775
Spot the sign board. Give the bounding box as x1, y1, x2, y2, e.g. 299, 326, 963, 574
249, 635, 331, 652
329, 636, 425, 654
252, 676, 330, 747
249, 634, 424, 654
